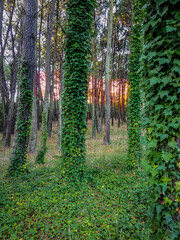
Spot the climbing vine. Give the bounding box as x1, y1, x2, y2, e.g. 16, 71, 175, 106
8, 57, 33, 176
128, 0, 142, 168
36, 112, 48, 164
141, 0, 180, 238
62, 0, 95, 181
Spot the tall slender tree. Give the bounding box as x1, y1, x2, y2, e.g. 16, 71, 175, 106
36, 0, 56, 164
62, 0, 95, 180
8, 0, 37, 176
104, 0, 113, 145
28, 0, 38, 153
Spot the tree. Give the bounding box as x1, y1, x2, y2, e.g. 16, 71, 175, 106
128, 0, 142, 167
28, 0, 38, 153
36, 0, 56, 164
103, 0, 113, 145
142, 0, 180, 238
8, 0, 37, 176
62, 0, 95, 180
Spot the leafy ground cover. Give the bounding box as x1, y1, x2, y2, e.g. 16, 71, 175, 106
0, 122, 149, 239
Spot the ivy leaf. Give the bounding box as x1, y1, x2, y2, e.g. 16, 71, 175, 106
172, 66, 180, 74
150, 77, 159, 86
155, 0, 168, 5
147, 52, 157, 60
158, 58, 171, 65
155, 105, 164, 111
168, 141, 177, 149
156, 163, 165, 170
174, 59, 180, 66
166, 26, 177, 32
170, 0, 179, 4
159, 90, 169, 99
162, 153, 172, 163
156, 205, 164, 215
161, 177, 171, 185
175, 181, 180, 192
165, 198, 173, 206
149, 18, 161, 27
157, 5, 168, 16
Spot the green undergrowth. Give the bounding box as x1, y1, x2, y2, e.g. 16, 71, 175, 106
0, 158, 149, 239
0, 123, 149, 239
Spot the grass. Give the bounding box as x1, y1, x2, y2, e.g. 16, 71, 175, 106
0, 121, 149, 239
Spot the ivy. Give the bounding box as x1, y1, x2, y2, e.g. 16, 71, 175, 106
128, 0, 142, 168
61, 0, 95, 181
141, 1, 180, 239
8, 57, 33, 176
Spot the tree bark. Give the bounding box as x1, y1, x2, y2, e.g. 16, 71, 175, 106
103, 0, 113, 145
37, 0, 56, 162
5, 22, 22, 147
8, 0, 37, 176
28, 0, 38, 153
48, 1, 59, 137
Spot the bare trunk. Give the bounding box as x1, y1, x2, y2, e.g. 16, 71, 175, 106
38, 0, 56, 154
104, 0, 113, 145
48, 3, 58, 137
92, 77, 96, 138
5, 23, 22, 147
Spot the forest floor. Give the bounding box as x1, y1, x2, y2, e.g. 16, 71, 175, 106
0, 121, 149, 240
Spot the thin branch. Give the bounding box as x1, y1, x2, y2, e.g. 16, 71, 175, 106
34, 0, 52, 16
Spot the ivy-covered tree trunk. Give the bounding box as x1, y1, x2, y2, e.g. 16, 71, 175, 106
8, 0, 36, 176
142, 0, 180, 238
103, 0, 113, 145
62, 0, 95, 180
128, 0, 142, 167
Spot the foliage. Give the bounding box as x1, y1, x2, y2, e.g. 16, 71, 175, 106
0, 124, 149, 239
36, 112, 48, 164
62, 0, 95, 181
8, 57, 33, 176
141, 0, 180, 239
128, 0, 142, 168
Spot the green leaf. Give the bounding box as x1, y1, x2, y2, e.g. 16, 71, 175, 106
149, 18, 161, 27
164, 197, 173, 205
174, 59, 180, 66
162, 153, 172, 163
166, 26, 177, 32
155, 105, 164, 111
150, 77, 159, 86
161, 177, 171, 185
158, 58, 171, 65
155, 0, 168, 5
175, 181, 180, 192
170, 0, 179, 4
157, 5, 168, 16
156, 205, 164, 215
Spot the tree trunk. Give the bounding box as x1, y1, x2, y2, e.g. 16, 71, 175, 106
5, 22, 22, 147
103, 0, 113, 145
0, 0, 6, 141
58, 62, 64, 151
92, 77, 96, 138
8, 0, 36, 176
48, 2, 58, 137
37, 0, 44, 131
36, 0, 56, 163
